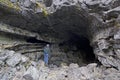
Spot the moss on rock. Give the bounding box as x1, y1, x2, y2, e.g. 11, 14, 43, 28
36, 2, 49, 17
0, 0, 20, 11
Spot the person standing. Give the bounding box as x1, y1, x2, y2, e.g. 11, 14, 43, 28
43, 44, 51, 66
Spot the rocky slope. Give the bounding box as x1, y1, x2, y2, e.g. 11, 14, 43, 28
0, 0, 120, 80
0, 50, 120, 80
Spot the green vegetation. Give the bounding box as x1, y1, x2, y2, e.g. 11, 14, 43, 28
0, 0, 20, 11
115, 23, 120, 27
36, 2, 49, 17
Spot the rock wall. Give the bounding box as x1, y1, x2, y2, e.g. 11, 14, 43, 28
87, 0, 120, 70
0, 0, 120, 72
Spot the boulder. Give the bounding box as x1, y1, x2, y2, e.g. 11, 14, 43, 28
23, 66, 39, 80
6, 53, 22, 67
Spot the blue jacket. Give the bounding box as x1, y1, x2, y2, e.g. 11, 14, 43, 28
44, 46, 50, 54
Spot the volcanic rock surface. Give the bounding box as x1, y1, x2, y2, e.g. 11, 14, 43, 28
0, 0, 120, 80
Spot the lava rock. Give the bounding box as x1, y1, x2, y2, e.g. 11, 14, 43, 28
0, 50, 15, 61
23, 66, 39, 80
69, 63, 79, 68
0, 67, 17, 80
23, 74, 33, 80
98, 39, 110, 51
114, 30, 120, 40
10, 0, 18, 3
6, 53, 22, 67
23, 0, 32, 8
0, 60, 4, 66
21, 56, 30, 63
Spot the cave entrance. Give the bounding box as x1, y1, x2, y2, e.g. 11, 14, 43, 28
25, 35, 96, 67
59, 35, 96, 66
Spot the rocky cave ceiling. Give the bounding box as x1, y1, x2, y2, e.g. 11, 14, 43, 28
0, 0, 92, 43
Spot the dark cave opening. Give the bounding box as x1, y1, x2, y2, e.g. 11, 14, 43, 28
26, 37, 50, 44
59, 34, 96, 65
70, 35, 95, 62
26, 35, 96, 66
76, 37, 96, 63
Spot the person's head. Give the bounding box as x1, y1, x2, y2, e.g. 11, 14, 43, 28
46, 44, 50, 47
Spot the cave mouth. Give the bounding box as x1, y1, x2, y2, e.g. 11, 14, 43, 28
59, 35, 96, 66
26, 37, 50, 44
25, 35, 97, 67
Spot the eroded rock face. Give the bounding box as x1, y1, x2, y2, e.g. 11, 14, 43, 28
89, 1, 120, 70
0, 0, 90, 42
0, 0, 120, 75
